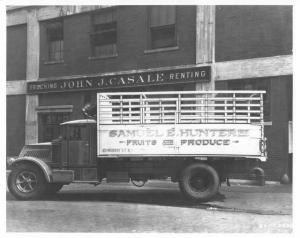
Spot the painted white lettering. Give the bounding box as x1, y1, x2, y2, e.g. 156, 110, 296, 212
136, 75, 145, 84
127, 76, 135, 84
97, 78, 105, 87
85, 79, 92, 87
147, 74, 156, 83
156, 73, 164, 82
109, 78, 116, 85
76, 80, 84, 88
68, 81, 75, 88
60, 82, 67, 89
118, 77, 126, 85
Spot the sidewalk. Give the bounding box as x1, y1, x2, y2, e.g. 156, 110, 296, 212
206, 183, 292, 215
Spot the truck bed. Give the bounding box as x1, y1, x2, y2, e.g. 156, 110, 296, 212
97, 91, 266, 161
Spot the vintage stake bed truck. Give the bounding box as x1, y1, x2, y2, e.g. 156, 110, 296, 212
7, 91, 267, 201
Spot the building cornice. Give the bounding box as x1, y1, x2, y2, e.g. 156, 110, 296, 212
7, 5, 112, 26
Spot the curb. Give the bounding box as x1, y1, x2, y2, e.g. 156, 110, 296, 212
228, 179, 281, 186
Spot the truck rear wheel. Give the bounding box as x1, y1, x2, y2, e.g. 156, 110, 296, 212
7, 163, 47, 200
179, 163, 219, 202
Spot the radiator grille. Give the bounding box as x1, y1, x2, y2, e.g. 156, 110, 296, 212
19, 145, 51, 161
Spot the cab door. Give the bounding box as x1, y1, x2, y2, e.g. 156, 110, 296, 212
68, 125, 90, 166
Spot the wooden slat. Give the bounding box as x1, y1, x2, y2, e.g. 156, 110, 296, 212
98, 91, 265, 125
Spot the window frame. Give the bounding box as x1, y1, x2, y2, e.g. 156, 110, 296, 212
90, 9, 118, 59
45, 19, 64, 63
38, 112, 70, 142
147, 6, 178, 51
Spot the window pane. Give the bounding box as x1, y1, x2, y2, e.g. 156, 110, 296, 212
39, 113, 70, 142
92, 30, 117, 46
69, 126, 81, 140
151, 25, 176, 49
91, 21, 117, 56
150, 6, 175, 27
91, 10, 117, 57
49, 40, 63, 61
60, 41, 64, 59
94, 22, 116, 32
47, 21, 63, 61
94, 44, 117, 56
69, 126, 88, 141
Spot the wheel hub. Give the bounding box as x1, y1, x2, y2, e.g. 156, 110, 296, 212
190, 173, 210, 192
16, 171, 37, 193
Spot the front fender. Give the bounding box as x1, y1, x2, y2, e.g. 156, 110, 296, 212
10, 156, 52, 183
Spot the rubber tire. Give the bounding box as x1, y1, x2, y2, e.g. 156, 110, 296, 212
179, 163, 220, 202
45, 183, 64, 195
8, 163, 47, 200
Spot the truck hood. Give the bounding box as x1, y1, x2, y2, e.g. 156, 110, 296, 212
28, 142, 52, 146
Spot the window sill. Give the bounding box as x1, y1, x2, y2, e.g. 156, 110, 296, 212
144, 46, 179, 54
89, 54, 118, 60
44, 60, 64, 65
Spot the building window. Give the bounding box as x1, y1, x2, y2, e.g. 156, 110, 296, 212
39, 113, 70, 142
90, 10, 117, 57
46, 21, 64, 62
149, 6, 176, 49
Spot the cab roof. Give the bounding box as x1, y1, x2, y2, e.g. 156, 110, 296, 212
60, 119, 96, 125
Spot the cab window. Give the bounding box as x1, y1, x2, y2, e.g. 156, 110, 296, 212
69, 125, 88, 140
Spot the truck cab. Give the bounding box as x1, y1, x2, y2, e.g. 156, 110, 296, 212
7, 119, 98, 200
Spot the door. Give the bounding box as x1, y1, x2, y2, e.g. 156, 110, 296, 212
68, 125, 90, 166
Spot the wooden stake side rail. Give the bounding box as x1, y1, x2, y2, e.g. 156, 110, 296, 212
98, 91, 265, 124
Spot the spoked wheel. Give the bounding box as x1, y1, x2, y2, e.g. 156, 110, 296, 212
179, 163, 219, 202
15, 171, 38, 193
8, 164, 47, 200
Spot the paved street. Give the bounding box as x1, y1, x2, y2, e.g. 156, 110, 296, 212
6, 180, 292, 232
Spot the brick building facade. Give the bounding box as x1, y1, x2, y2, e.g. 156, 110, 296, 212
6, 5, 293, 181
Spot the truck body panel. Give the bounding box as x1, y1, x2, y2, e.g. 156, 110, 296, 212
98, 123, 265, 160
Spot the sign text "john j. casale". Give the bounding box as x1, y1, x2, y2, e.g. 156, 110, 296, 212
27, 66, 211, 94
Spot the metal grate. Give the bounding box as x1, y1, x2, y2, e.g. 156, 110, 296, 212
19, 145, 51, 160
98, 91, 265, 125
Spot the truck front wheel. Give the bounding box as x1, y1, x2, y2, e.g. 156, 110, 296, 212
179, 163, 219, 202
8, 163, 47, 200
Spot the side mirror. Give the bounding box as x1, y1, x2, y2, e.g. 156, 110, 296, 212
82, 103, 97, 118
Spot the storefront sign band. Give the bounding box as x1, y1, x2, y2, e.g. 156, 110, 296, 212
27, 66, 211, 94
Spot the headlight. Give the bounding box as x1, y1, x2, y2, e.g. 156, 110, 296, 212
7, 157, 16, 166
